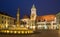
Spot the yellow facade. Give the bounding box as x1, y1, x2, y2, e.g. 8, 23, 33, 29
0, 13, 15, 28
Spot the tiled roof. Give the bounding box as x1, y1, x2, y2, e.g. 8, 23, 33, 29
36, 14, 56, 22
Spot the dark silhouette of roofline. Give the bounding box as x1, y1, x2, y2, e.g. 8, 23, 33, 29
0, 12, 13, 17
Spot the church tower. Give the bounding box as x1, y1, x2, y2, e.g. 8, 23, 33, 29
31, 4, 37, 20
16, 8, 20, 26
30, 4, 37, 30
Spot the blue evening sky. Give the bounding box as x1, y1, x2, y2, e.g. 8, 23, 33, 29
0, 0, 60, 18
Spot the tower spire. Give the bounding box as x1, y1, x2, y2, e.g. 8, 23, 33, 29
32, 4, 35, 8
17, 8, 20, 14
31, 4, 36, 20
16, 8, 20, 26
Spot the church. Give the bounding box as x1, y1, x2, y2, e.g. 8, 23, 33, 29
21, 4, 58, 30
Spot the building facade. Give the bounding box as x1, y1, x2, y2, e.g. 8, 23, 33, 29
21, 4, 58, 30
0, 12, 15, 28
0, 4, 59, 30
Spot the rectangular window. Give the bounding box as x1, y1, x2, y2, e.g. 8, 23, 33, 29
46, 23, 51, 25
53, 23, 56, 25
2, 16, 3, 19
2, 21, 3, 23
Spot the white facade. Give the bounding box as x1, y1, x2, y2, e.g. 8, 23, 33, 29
36, 17, 58, 29
30, 4, 37, 20
20, 4, 58, 30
